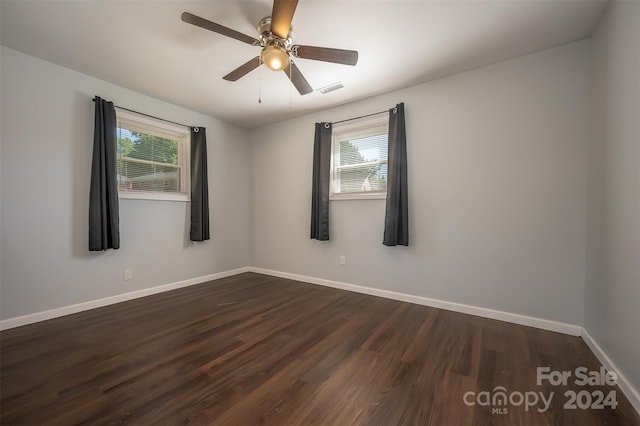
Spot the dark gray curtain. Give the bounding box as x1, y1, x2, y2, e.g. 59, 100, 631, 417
383, 103, 409, 246
190, 127, 210, 241
310, 122, 332, 240
89, 96, 120, 251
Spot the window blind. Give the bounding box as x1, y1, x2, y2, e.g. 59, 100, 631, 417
116, 116, 189, 196
333, 127, 388, 194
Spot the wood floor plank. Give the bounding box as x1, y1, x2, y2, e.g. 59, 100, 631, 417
1, 272, 638, 425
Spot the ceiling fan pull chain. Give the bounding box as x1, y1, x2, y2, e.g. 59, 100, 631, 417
258, 56, 263, 104
289, 58, 292, 110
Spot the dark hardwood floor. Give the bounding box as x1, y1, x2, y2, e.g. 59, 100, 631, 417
1, 272, 638, 425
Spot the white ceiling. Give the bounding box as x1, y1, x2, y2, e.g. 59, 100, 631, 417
0, 0, 608, 129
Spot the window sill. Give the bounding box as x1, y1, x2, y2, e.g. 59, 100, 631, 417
118, 191, 190, 202
330, 192, 387, 201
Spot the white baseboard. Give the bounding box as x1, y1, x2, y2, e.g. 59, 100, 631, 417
0, 266, 581, 336
581, 328, 640, 414
248, 267, 583, 336
0, 267, 250, 331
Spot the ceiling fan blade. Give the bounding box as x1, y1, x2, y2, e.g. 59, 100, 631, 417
181, 12, 260, 46
292, 45, 358, 66
223, 57, 261, 81
283, 61, 313, 95
270, 0, 298, 39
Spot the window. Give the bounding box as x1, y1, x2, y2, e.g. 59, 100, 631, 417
116, 110, 190, 201
330, 115, 388, 200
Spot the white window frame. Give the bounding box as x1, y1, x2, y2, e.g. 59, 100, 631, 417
116, 109, 190, 202
330, 114, 389, 201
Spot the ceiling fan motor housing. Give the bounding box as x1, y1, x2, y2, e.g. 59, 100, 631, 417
258, 16, 293, 71
258, 16, 293, 49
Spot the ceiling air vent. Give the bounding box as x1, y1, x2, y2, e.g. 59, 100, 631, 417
318, 82, 344, 94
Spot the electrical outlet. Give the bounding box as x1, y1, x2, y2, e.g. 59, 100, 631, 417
340, 255, 346, 265
123, 269, 133, 281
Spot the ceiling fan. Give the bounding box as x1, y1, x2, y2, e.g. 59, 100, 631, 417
181, 0, 358, 96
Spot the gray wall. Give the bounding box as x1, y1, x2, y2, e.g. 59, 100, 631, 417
586, 0, 640, 394
250, 40, 590, 326
0, 46, 252, 319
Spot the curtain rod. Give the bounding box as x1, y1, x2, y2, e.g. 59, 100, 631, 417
331, 109, 388, 125
93, 97, 194, 130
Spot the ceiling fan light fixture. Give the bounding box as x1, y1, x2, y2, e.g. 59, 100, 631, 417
261, 45, 289, 71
